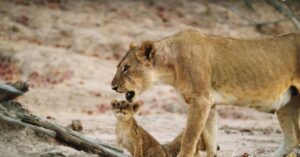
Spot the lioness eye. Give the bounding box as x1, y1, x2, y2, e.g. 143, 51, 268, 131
123, 65, 130, 72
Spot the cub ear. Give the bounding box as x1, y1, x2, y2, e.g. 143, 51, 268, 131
111, 100, 118, 108
129, 42, 138, 49
132, 101, 141, 112
135, 41, 155, 63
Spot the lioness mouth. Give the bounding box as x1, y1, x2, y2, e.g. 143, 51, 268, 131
126, 91, 135, 102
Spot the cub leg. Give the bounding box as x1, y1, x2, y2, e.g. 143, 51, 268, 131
145, 146, 168, 157
162, 132, 206, 157
273, 95, 300, 157
134, 139, 144, 157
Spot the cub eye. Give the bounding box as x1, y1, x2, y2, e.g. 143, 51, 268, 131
122, 65, 130, 72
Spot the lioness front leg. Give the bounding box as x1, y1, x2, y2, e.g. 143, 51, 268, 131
273, 95, 300, 157
170, 106, 217, 157
176, 50, 213, 157
177, 96, 213, 157
203, 105, 218, 157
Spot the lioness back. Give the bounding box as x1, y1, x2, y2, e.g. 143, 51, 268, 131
168, 30, 300, 113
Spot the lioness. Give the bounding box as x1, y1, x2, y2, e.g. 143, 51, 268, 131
111, 100, 204, 157
111, 29, 300, 157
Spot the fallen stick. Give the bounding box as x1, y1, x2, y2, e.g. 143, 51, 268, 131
0, 113, 56, 138
0, 108, 128, 157
0, 81, 129, 157
269, 0, 300, 30
0, 81, 27, 102
19, 114, 126, 155
222, 2, 290, 28
0, 106, 128, 157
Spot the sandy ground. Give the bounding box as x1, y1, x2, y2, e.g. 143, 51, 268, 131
0, 0, 299, 157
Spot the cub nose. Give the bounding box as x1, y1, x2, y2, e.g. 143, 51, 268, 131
112, 86, 118, 91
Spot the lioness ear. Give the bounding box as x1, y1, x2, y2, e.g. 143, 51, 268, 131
129, 42, 138, 49
136, 41, 155, 63
111, 100, 118, 108
132, 102, 140, 112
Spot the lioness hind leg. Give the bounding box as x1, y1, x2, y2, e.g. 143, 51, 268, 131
273, 95, 300, 157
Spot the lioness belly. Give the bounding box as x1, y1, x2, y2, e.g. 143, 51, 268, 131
212, 88, 293, 113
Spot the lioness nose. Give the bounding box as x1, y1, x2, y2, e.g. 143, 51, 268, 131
112, 86, 118, 91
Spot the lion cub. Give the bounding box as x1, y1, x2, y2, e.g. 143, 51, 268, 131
111, 100, 168, 157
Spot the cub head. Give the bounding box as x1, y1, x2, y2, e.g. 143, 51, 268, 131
111, 100, 141, 121
111, 41, 156, 101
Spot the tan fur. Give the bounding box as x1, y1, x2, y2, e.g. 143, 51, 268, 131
162, 132, 205, 157
111, 29, 300, 157
111, 100, 205, 157
111, 100, 166, 157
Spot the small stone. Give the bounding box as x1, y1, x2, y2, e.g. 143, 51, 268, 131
276, 129, 282, 134
68, 120, 83, 132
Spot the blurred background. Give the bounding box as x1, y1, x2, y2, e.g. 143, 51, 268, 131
0, 0, 299, 156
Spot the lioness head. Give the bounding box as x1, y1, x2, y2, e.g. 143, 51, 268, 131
111, 100, 140, 121
111, 41, 156, 101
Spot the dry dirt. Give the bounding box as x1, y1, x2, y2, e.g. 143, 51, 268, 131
0, 0, 299, 157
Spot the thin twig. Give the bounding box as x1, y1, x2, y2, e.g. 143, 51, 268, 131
223, 2, 289, 28
269, 0, 300, 30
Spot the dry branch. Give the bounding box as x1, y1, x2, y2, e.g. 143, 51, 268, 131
269, 0, 300, 30
0, 81, 130, 157
0, 81, 26, 102
222, 2, 289, 28
19, 113, 127, 157
0, 113, 56, 137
